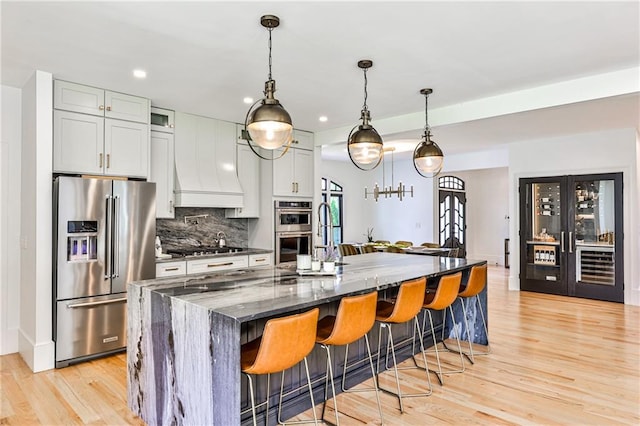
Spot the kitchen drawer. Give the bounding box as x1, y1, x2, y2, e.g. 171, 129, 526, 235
156, 261, 186, 277
249, 253, 273, 267
187, 256, 249, 274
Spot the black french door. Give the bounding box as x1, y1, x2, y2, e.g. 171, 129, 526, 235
519, 173, 623, 302
439, 188, 466, 258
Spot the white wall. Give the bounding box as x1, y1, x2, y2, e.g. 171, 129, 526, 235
0, 85, 22, 355
319, 155, 436, 245
508, 127, 639, 305
450, 167, 510, 265
19, 71, 55, 371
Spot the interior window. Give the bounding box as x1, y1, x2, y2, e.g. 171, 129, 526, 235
320, 177, 344, 246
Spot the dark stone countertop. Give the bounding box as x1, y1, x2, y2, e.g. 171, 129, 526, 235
132, 252, 486, 323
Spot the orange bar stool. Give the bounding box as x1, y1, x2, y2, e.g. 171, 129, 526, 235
456, 263, 490, 363
414, 272, 465, 385
375, 277, 432, 413
315, 291, 383, 425
241, 308, 320, 426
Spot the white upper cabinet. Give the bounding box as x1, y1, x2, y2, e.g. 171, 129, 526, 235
150, 107, 175, 133
53, 80, 150, 177
54, 80, 149, 123
226, 124, 260, 218
291, 129, 314, 150
53, 110, 104, 175
273, 130, 314, 198
149, 130, 175, 218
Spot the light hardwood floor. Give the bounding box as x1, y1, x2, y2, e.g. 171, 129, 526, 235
1, 266, 639, 425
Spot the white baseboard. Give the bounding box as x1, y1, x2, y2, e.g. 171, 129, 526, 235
18, 330, 54, 372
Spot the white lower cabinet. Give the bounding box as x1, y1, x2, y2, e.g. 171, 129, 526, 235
187, 256, 249, 274
249, 253, 273, 267
156, 261, 187, 278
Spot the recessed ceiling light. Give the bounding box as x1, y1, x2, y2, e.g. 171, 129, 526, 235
319, 116, 328, 122
133, 69, 147, 79
243, 97, 254, 104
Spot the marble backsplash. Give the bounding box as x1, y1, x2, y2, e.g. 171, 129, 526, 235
156, 207, 248, 251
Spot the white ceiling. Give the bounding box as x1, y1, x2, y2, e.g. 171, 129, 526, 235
2, 1, 639, 160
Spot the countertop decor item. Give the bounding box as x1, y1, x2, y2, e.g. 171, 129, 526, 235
244, 14, 293, 159
347, 59, 383, 171
413, 88, 444, 178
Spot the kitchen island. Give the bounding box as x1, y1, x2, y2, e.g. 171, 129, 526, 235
128, 253, 487, 425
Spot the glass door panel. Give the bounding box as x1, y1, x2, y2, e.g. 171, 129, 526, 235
569, 173, 623, 302
520, 177, 567, 295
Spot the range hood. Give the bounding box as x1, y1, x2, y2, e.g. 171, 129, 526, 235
174, 112, 244, 208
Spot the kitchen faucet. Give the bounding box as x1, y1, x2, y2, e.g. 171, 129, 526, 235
317, 202, 335, 253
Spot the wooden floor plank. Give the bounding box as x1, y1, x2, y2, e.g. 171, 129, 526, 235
1, 266, 638, 425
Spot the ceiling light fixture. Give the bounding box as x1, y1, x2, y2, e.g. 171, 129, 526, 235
365, 147, 414, 202
413, 88, 444, 178
347, 60, 383, 170
133, 69, 147, 79
244, 14, 293, 160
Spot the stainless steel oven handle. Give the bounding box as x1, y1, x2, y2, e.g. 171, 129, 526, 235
67, 297, 126, 308
276, 231, 313, 237
113, 195, 120, 278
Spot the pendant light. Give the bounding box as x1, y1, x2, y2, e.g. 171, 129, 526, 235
413, 88, 444, 178
244, 15, 293, 159
347, 60, 383, 170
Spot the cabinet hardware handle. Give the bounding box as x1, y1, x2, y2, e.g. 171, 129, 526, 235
569, 232, 573, 253
292, 182, 295, 193
106, 106, 112, 111
255, 258, 265, 262
170, 124, 174, 128
164, 267, 179, 271
561, 231, 565, 253
169, 200, 174, 212
106, 154, 110, 168
99, 153, 103, 168
295, 182, 299, 193
99, 105, 105, 111
207, 262, 234, 268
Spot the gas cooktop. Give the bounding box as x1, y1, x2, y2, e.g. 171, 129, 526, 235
166, 246, 244, 257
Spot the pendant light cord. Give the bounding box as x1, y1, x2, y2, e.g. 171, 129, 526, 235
267, 27, 273, 81
362, 68, 369, 112
424, 91, 430, 133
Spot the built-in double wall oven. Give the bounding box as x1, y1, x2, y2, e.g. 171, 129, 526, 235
275, 201, 312, 264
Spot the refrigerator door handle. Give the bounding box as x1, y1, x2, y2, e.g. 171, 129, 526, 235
105, 195, 113, 279
67, 297, 127, 309
113, 195, 120, 278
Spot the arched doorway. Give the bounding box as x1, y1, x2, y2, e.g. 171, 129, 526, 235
438, 175, 466, 258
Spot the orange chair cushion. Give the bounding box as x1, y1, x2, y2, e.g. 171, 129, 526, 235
376, 277, 426, 324
422, 272, 462, 310
317, 291, 377, 346
458, 264, 487, 298
241, 308, 319, 375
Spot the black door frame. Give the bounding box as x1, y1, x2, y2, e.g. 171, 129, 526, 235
519, 173, 624, 302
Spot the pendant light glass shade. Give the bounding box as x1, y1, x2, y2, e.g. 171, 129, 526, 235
413, 88, 444, 178
348, 60, 383, 171
245, 15, 293, 156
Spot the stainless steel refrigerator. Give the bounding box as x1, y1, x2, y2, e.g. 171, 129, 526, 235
53, 176, 155, 367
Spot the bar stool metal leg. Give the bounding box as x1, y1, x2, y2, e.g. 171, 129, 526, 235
376, 318, 432, 413
277, 357, 318, 425
340, 334, 384, 425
